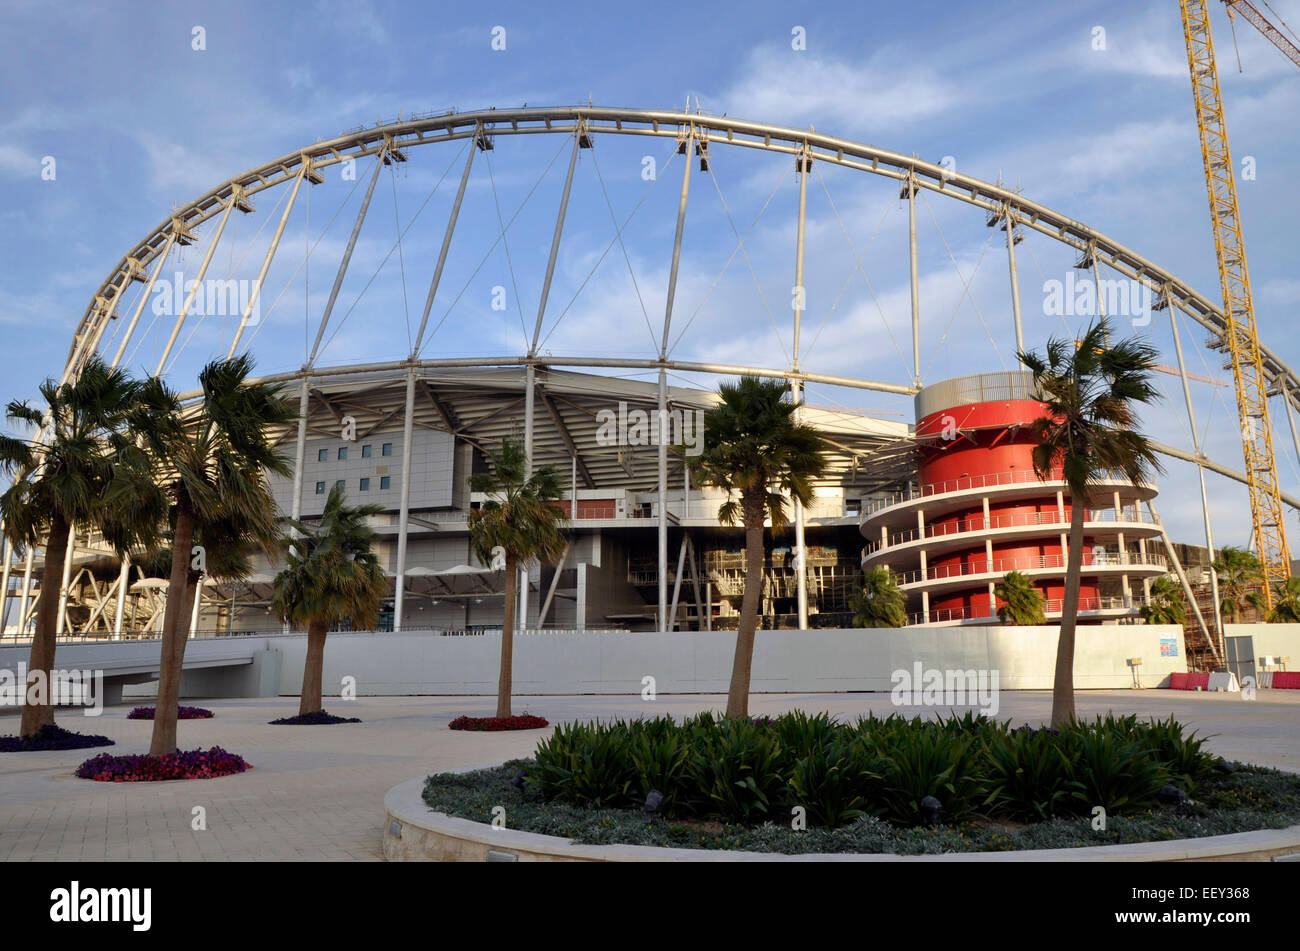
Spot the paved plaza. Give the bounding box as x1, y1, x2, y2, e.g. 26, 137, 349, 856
1, 689, 1297, 862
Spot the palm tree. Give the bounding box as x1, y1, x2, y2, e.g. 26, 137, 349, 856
0, 357, 161, 737
468, 439, 568, 719
1140, 576, 1187, 626
694, 376, 828, 717
1265, 576, 1300, 623
130, 356, 293, 755
272, 485, 387, 715
995, 570, 1046, 625
1018, 317, 1162, 728
1212, 546, 1263, 623
850, 565, 908, 627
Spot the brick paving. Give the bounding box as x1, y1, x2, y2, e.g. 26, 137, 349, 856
1, 689, 1297, 862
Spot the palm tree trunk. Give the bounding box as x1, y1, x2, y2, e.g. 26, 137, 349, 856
726, 496, 765, 718
1052, 494, 1086, 728
20, 514, 70, 736
299, 619, 328, 716
496, 553, 517, 719
150, 499, 196, 757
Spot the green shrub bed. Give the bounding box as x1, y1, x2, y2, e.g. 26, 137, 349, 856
420, 712, 1300, 854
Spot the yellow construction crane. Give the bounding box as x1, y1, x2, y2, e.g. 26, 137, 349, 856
1178, 0, 1294, 607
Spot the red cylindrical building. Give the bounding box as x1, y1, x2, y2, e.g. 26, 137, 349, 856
860, 371, 1163, 625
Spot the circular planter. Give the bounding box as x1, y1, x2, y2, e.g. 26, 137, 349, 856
382, 776, 1300, 863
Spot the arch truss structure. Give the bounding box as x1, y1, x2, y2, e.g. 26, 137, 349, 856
6, 106, 1300, 650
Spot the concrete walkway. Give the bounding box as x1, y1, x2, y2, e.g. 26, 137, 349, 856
1, 689, 1297, 862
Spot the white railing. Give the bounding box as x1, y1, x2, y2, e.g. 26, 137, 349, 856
864, 468, 1154, 518
864, 506, 1158, 554
896, 551, 1167, 586
909, 594, 1146, 625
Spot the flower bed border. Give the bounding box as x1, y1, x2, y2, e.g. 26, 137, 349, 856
382, 774, 1300, 863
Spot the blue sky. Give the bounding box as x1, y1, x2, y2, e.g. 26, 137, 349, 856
3, 0, 1300, 547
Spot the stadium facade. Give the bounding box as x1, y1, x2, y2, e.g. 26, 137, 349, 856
2, 365, 1223, 643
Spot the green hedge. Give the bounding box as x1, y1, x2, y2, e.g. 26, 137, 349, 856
526, 712, 1217, 827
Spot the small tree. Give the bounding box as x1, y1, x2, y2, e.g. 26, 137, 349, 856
995, 570, 1046, 625
468, 439, 568, 719
850, 565, 908, 628
272, 485, 387, 715
1019, 317, 1163, 728
130, 356, 293, 755
1140, 576, 1187, 626
0, 358, 161, 737
694, 376, 828, 717
1212, 546, 1263, 623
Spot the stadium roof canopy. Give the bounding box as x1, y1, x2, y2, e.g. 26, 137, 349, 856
218, 365, 918, 495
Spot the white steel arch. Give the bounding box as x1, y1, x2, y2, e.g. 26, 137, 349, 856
11, 105, 1295, 645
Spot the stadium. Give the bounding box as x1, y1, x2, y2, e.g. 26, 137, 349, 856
5, 104, 1300, 676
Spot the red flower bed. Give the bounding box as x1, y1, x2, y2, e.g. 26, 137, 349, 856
127, 705, 214, 720
448, 714, 549, 732
76, 747, 251, 782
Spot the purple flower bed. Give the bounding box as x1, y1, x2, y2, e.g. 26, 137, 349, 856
126, 705, 214, 720
448, 714, 549, 731
76, 747, 251, 782
269, 709, 361, 725
0, 723, 114, 753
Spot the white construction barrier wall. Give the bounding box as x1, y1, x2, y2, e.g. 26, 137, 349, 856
1224, 623, 1300, 669
267, 624, 1186, 697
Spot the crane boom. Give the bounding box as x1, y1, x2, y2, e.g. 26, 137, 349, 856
1224, 0, 1300, 69
1179, 0, 1290, 608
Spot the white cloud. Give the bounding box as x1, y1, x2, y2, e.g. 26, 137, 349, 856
715, 44, 958, 134
313, 0, 389, 44
0, 144, 37, 177
283, 66, 315, 92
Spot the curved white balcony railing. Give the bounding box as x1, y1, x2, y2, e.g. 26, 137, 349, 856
863, 467, 1155, 519
863, 506, 1159, 555
894, 551, 1167, 587
908, 594, 1148, 625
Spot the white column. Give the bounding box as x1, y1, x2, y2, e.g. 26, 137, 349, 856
657, 369, 669, 630
289, 379, 310, 524
0, 537, 11, 637
1167, 290, 1222, 635
227, 164, 312, 358
113, 558, 130, 639
792, 148, 810, 629
189, 576, 204, 637
657, 131, 693, 631
55, 529, 75, 636
156, 197, 237, 374
906, 175, 920, 386
1006, 207, 1024, 357
393, 371, 416, 632
16, 549, 34, 636
112, 230, 178, 368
